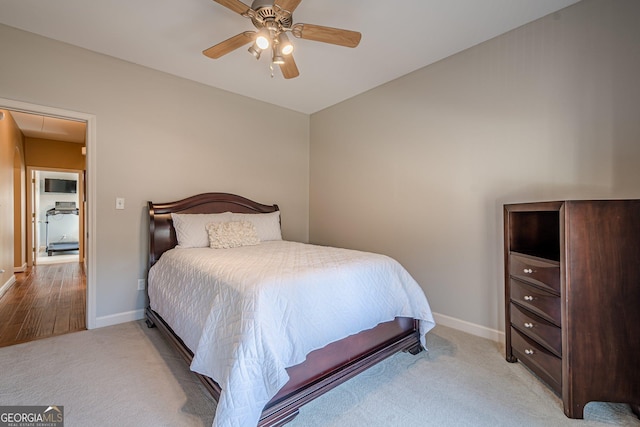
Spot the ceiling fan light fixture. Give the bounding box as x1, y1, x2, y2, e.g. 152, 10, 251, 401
278, 33, 294, 55
248, 43, 262, 59
272, 51, 285, 65
255, 29, 271, 50
205, 0, 362, 79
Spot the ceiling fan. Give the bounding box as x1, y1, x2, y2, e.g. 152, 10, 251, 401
203, 0, 362, 79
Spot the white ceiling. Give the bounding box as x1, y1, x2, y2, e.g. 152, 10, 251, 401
10, 111, 86, 144
0, 0, 580, 114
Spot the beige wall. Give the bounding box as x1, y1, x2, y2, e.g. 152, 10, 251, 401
0, 109, 24, 287
0, 24, 310, 322
309, 0, 640, 335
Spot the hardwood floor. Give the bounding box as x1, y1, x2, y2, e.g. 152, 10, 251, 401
0, 262, 86, 347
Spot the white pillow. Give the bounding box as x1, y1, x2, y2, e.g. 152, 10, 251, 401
207, 221, 260, 249
171, 212, 232, 248
229, 211, 282, 241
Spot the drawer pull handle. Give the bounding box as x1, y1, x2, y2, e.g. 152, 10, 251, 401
523, 295, 534, 301
524, 349, 535, 355
523, 268, 533, 274
524, 322, 534, 328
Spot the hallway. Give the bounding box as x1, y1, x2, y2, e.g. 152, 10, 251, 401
0, 262, 86, 347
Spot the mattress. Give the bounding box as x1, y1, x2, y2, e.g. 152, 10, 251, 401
148, 240, 435, 427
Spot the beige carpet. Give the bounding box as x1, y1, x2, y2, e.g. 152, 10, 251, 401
0, 321, 638, 427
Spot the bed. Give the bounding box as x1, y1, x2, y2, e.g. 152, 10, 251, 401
145, 193, 435, 427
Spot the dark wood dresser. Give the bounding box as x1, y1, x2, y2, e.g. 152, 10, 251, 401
504, 200, 640, 419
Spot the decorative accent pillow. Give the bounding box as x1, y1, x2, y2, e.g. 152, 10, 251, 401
207, 221, 261, 249
229, 211, 282, 241
171, 212, 232, 248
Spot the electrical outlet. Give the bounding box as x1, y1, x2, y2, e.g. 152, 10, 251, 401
137, 279, 146, 291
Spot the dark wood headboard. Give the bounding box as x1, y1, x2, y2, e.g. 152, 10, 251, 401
148, 193, 279, 268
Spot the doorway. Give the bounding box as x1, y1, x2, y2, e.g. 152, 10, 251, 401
31, 169, 84, 266
0, 97, 96, 337
1, 114, 87, 347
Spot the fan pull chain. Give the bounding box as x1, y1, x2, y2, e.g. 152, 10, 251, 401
269, 62, 275, 78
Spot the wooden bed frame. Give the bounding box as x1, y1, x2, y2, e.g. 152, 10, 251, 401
146, 192, 423, 426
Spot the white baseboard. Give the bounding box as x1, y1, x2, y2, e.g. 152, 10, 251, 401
94, 309, 145, 329
14, 263, 27, 273
0, 275, 16, 299
433, 312, 505, 344
91, 307, 506, 345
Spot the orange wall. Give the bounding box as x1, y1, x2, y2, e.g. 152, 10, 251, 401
13, 140, 26, 270
24, 138, 86, 170
1, 110, 25, 281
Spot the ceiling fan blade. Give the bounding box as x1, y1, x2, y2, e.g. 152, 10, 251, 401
203, 32, 255, 59
274, 0, 302, 14
213, 0, 251, 16
292, 23, 361, 48
279, 54, 300, 79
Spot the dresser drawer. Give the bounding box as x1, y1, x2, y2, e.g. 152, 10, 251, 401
510, 278, 561, 326
510, 253, 560, 294
510, 303, 561, 356
511, 327, 561, 394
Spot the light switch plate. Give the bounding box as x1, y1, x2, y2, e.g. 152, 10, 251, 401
116, 197, 125, 210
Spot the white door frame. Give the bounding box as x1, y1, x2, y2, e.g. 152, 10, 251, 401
28, 167, 85, 265
1, 97, 97, 329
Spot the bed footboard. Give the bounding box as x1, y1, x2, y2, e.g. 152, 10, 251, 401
146, 307, 420, 427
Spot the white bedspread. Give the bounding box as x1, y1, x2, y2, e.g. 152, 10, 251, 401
148, 240, 435, 427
